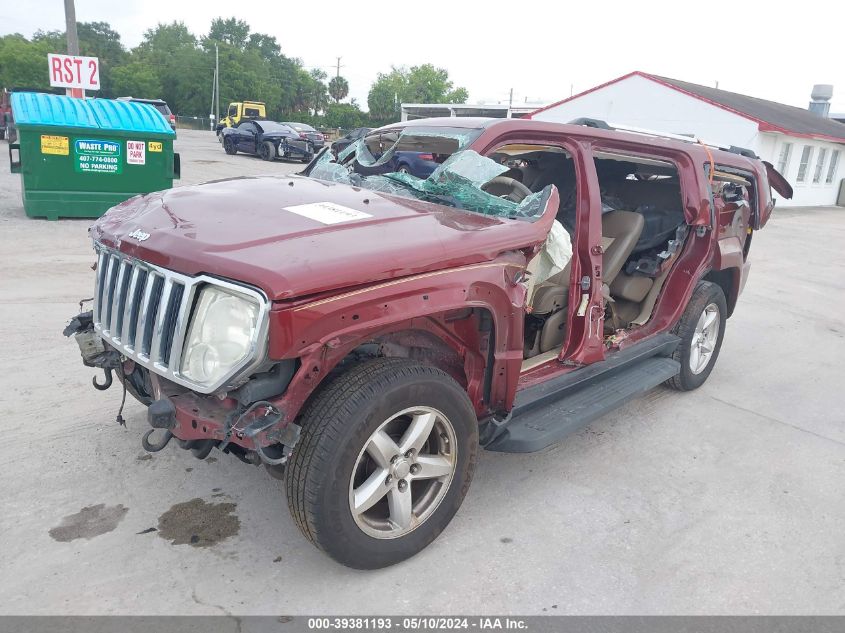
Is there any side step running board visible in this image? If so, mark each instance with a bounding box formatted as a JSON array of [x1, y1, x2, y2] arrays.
[[485, 355, 681, 453]]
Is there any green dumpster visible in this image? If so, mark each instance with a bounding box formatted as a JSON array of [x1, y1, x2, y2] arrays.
[[8, 92, 180, 220]]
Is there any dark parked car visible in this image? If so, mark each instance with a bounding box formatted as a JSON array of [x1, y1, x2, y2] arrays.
[[117, 97, 176, 130], [331, 127, 371, 155], [349, 127, 446, 178], [355, 150, 440, 179], [283, 121, 325, 150], [221, 120, 313, 162]]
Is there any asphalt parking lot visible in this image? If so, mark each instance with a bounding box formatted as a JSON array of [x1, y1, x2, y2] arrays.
[[0, 129, 843, 616]]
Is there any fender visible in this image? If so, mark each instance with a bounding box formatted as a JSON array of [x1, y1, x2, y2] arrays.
[[713, 233, 745, 272], [262, 251, 530, 437]]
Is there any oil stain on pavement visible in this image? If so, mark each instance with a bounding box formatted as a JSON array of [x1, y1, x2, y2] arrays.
[[157, 498, 240, 548], [49, 504, 129, 542]]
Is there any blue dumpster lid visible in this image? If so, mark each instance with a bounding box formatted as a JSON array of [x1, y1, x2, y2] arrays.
[[10, 92, 176, 136]]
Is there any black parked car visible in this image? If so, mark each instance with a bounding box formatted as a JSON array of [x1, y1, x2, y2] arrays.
[[331, 127, 372, 155], [221, 120, 314, 162], [283, 122, 325, 150], [117, 97, 176, 130]]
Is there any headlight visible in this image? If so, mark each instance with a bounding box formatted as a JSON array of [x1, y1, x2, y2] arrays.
[[180, 286, 260, 387]]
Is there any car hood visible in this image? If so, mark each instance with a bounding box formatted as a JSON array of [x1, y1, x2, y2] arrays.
[[90, 175, 555, 301]]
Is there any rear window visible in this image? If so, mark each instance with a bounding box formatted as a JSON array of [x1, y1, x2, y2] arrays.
[[154, 104, 171, 116], [259, 121, 293, 134], [244, 107, 261, 117]]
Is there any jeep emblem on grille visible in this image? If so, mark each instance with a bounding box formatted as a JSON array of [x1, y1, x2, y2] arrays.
[[128, 229, 150, 242]]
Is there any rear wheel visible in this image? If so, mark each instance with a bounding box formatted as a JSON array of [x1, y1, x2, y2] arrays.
[[666, 281, 727, 391], [223, 137, 237, 155], [397, 164, 411, 174], [285, 358, 478, 569], [260, 141, 276, 161]]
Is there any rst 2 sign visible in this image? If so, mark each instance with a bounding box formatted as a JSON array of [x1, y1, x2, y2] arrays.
[[48, 54, 100, 91]]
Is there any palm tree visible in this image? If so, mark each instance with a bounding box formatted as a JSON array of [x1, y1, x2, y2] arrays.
[[328, 76, 349, 103]]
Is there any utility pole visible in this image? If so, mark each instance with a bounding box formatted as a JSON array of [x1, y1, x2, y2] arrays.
[[215, 44, 220, 124], [336, 57, 342, 79], [63, 0, 83, 97], [209, 65, 216, 131], [508, 87, 513, 119]]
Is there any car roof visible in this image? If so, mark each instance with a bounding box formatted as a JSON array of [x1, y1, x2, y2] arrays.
[[118, 97, 167, 105], [382, 117, 761, 168], [256, 120, 291, 127]]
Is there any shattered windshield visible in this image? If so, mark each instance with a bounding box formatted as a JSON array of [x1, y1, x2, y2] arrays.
[[307, 126, 552, 220]]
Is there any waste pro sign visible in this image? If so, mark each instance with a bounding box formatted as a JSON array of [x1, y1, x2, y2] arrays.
[[74, 139, 122, 174], [48, 53, 100, 91]]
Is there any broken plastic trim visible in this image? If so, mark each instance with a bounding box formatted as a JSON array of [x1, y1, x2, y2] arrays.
[[310, 141, 553, 220]]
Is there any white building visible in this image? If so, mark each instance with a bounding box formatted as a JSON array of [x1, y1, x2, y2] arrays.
[[401, 102, 549, 121], [528, 72, 845, 207]]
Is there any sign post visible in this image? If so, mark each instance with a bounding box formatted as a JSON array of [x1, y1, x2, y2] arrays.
[[47, 53, 100, 98]]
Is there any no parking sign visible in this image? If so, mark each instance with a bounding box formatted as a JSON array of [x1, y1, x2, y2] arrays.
[[127, 140, 146, 165]]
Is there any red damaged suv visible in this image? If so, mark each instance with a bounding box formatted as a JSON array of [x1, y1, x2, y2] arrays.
[[66, 117, 792, 568]]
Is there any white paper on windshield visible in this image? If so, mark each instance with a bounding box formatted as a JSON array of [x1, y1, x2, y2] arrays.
[[283, 202, 373, 225]]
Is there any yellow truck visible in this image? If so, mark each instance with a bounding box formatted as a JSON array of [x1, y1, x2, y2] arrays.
[[215, 101, 266, 138]]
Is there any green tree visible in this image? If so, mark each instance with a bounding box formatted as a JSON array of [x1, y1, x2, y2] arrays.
[[310, 68, 329, 115], [367, 67, 403, 123], [77, 22, 127, 97], [448, 86, 469, 103], [0, 25, 128, 96], [133, 22, 208, 114], [323, 102, 365, 129], [2, 19, 335, 122], [246, 33, 280, 58], [137, 21, 196, 56], [328, 75, 349, 103], [0, 34, 54, 90], [367, 64, 467, 124], [111, 60, 162, 99], [207, 18, 250, 50], [403, 64, 462, 103], [31, 29, 66, 52]]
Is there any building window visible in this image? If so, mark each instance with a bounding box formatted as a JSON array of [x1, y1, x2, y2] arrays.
[[776, 142, 792, 174], [813, 148, 828, 183], [796, 145, 814, 182], [826, 150, 841, 184]]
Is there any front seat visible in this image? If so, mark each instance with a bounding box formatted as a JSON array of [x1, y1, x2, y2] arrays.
[[531, 210, 645, 353], [600, 210, 645, 286]]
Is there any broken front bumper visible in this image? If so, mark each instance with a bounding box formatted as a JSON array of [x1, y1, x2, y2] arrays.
[[64, 310, 300, 465]]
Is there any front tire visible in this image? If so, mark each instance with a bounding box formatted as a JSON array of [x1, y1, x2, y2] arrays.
[[285, 358, 478, 569], [223, 137, 237, 155], [260, 141, 276, 161], [666, 281, 727, 391]]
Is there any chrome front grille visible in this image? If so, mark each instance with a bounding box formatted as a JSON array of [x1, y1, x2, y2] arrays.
[[93, 247, 192, 375], [92, 244, 269, 394]]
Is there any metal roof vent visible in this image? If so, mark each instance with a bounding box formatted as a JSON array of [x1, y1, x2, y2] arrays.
[[809, 84, 833, 117]]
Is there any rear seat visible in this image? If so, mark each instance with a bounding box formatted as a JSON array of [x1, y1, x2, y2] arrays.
[[603, 180, 685, 252]]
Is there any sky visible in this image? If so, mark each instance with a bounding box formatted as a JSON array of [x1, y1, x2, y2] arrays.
[[5, 0, 845, 114]]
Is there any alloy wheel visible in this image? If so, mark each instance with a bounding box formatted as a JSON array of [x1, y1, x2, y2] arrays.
[[348, 406, 457, 539], [689, 302, 720, 374]]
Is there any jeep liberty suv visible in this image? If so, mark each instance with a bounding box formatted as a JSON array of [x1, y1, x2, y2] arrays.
[[66, 117, 792, 568]]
